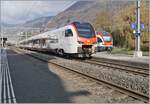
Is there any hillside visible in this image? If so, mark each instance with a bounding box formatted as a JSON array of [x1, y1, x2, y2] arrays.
[[92, 0, 149, 50], [1, 22, 20, 28], [46, 1, 131, 28], [23, 16, 53, 28]]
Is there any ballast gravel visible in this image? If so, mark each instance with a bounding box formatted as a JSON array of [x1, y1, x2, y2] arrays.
[[50, 58, 149, 95], [48, 63, 143, 103], [19, 49, 149, 96]]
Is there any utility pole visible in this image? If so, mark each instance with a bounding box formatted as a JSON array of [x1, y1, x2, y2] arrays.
[[134, 0, 142, 57], [2, 33, 3, 48], [0, 0, 1, 48], [26, 32, 27, 41]]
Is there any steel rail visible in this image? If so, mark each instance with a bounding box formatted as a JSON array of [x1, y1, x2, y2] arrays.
[[47, 61, 149, 102], [14, 48, 149, 103], [93, 57, 149, 70], [78, 59, 149, 77], [14, 47, 149, 77]]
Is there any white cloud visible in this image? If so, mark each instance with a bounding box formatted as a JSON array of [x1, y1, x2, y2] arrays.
[[1, 1, 75, 24]]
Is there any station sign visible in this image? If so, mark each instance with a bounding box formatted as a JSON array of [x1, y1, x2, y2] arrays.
[[140, 23, 144, 30], [130, 23, 144, 30], [131, 23, 137, 30]]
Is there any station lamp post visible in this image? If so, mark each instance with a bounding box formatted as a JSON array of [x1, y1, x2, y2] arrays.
[[134, 0, 142, 57]]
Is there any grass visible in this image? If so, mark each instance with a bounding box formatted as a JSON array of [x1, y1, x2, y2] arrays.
[[111, 47, 149, 56]]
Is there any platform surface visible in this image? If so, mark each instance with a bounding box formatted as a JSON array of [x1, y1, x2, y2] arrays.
[[0, 48, 94, 103], [93, 52, 149, 64]]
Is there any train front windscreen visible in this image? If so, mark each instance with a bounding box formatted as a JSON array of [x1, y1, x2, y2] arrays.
[[103, 36, 112, 42], [102, 31, 112, 42], [74, 23, 95, 38]]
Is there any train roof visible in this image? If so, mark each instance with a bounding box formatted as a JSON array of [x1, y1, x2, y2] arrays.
[[19, 25, 72, 43], [19, 21, 93, 43]]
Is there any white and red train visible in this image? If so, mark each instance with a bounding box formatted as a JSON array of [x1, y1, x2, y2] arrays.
[[19, 22, 97, 58], [96, 31, 113, 52]]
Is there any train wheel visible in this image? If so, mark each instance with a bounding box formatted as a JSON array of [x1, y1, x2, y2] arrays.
[[88, 54, 92, 59], [55, 49, 59, 55], [82, 54, 87, 59], [58, 49, 64, 56], [107, 48, 112, 54], [65, 54, 71, 59]]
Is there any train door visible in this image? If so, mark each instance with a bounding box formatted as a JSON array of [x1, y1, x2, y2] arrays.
[[97, 35, 104, 46], [97, 36, 104, 52], [63, 28, 76, 53]]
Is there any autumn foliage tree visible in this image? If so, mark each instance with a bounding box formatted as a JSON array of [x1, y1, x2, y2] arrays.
[[92, 0, 149, 51]]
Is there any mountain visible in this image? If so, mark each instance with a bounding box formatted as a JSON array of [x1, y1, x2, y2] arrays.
[[0, 22, 19, 28], [1, 16, 53, 43], [46, 1, 132, 29], [1, 16, 53, 34], [22, 16, 53, 28]]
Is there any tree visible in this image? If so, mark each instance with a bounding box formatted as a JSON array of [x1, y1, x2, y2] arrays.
[[92, 1, 149, 51]]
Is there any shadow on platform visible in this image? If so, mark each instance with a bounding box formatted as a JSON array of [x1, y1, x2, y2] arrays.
[[7, 49, 91, 103]]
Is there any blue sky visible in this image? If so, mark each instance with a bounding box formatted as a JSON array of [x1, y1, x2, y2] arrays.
[[1, 1, 76, 24]]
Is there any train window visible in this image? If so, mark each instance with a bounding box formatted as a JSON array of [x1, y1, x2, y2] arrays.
[[103, 36, 111, 42], [65, 29, 73, 37], [102, 31, 110, 36]]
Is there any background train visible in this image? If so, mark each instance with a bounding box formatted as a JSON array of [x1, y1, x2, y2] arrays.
[[96, 31, 113, 52], [19, 22, 97, 58]]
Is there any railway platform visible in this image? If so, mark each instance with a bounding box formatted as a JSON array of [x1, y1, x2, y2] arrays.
[[93, 52, 149, 64]]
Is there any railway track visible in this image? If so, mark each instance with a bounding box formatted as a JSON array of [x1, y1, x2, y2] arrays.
[[96, 57, 148, 73], [13, 48, 149, 103], [93, 57, 149, 70], [78, 58, 149, 77]]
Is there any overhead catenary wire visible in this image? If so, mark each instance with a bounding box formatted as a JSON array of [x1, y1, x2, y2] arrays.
[[17, 1, 38, 44]]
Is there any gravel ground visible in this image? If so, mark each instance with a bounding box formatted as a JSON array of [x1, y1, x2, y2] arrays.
[[50, 58, 149, 95], [48, 63, 144, 103], [15, 48, 149, 96]]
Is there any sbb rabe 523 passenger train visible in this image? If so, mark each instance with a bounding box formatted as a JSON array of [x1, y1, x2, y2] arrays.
[[96, 31, 113, 52], [19, 22, 97, 58]]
